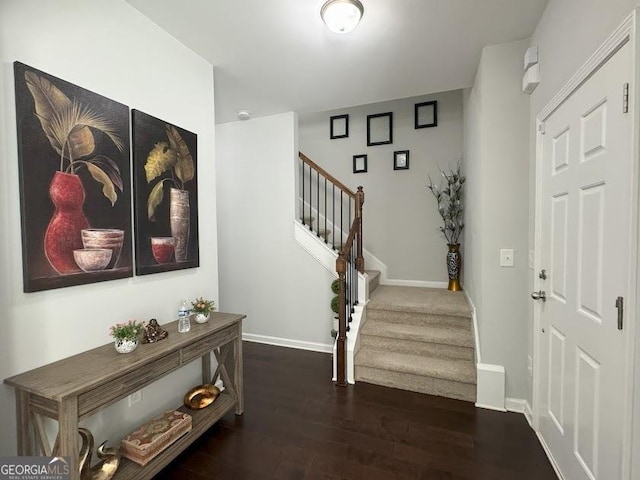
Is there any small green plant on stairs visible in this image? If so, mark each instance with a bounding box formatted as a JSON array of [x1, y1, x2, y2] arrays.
[[331, 279, 340, 338]]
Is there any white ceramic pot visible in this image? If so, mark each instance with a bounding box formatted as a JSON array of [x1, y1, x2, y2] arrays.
[[114, 337, 138, 354], [195, 313, 210, 324]]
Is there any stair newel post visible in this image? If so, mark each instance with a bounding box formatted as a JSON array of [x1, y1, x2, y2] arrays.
[[336, 256, 348, 387], [356, 187, 365, 273]]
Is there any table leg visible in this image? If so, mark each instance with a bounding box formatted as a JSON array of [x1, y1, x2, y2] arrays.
[[15, 390, 32, 455], [202, 352, 212, 384], [234, 322, 244, 415], [57, 397, 79, 480]]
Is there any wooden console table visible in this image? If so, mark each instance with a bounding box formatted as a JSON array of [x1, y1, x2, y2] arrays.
[[4, 312, 244, 480]]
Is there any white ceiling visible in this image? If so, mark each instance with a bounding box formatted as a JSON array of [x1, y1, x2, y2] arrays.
[[126, 0, 548, 124]]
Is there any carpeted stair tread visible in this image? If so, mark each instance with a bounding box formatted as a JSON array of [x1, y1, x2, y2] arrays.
[[360, 334, 474, 360], [368, 285, 471, 318], [366, 270, 381, 294], [356, 366, 476, 402], [361, 321, 473, 348], [355, 346, 476, 384]]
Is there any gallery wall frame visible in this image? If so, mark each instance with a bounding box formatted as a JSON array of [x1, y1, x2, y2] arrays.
[[132, 109, 200, 275], [393, 150, 410, 170], [330, 114, 349, 139], [13, 62, 133, 292], [367, 112, 393, 146], [415, 100, 438, 129], [353, 154, 368, 174]]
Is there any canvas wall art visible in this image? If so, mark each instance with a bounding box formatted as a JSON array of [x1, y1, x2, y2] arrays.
[[132, 110, 200, 275], [14, 62, 132, 292]]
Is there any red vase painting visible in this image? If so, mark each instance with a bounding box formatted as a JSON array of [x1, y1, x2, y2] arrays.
[[44, 172, 90, 274], [14, 62, 133, 292]]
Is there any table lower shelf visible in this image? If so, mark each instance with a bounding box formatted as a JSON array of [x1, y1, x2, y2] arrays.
[[113, 392, 237, 480]]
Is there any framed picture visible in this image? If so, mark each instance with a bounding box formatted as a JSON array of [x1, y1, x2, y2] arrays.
[[415, 101, 438, 129], [13, 62, 133, 292], [132, 110, 200, 275], [330, 114, 349, 139], [394, 150, 410, 170], [353, 154, 368, 174], [367, 112, 393, 146]]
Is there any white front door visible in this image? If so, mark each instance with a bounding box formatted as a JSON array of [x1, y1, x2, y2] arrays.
[[537, 40, 633, 480]]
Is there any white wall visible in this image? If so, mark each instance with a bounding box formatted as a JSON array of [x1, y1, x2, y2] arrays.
[[0, 0, 217, 454], [216, 113, 336, 350], [463, 39, 531, 400], [529, 1, 640, 475], [299, 92, 464, 283]]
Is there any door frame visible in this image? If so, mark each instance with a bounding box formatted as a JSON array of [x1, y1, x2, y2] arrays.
[[532, 10, 640, 480]]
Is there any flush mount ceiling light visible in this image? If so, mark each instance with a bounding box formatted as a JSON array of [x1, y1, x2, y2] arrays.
[[321, 0, 364, 34]]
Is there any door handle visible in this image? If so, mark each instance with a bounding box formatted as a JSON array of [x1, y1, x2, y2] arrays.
[[531, 290, 546, 302]]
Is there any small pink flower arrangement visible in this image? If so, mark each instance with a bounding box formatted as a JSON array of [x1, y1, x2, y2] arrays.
[[109, 320, 145, 341], [191, 297, 215, 315]]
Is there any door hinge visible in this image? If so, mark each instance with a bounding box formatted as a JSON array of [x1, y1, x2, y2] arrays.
[[616, 296, 624, 330], [623, 83, 629, 113], [539, 122, 546, 134]]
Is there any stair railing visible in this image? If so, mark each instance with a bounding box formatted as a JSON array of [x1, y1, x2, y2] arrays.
[[298, 152, 364, 386]]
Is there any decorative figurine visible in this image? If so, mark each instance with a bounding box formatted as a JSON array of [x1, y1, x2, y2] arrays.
[[78, 428, 120, 480], [142, 318, 169, 343]]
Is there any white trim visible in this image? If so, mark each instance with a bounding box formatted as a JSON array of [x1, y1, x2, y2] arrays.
[[464, 291, 481, 364], [294, 219, 339, 276], [383, 278, 448, 289], [536, 431, 566, 480], [475, 363, 506, 411], [243, 333, 333, 354], [538, 11, 635, 122], [534, 11, 639, 478], [524, 400, 533, 427]]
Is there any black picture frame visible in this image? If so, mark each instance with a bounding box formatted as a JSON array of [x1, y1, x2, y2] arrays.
[[393, 150, 410, 170], [415, 101, 438, 129], [13, 62, 133, 292], [330, 114, 349, 139], [353, 154, 368, 174], [132, 109, 200, 275], [367, 112, 393, 146]]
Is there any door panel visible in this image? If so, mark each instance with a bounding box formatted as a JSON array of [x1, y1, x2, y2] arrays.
[[538, 41, 632, 480]]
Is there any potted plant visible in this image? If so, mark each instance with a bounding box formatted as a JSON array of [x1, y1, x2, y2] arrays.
[[110, 320, 145, 353], [191, 297, 215, 324], [426, 163, 465, 291], [331, 279, 340, 337]]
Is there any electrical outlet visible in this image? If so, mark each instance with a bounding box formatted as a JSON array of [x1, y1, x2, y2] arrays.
[[128, 390, 142, 406], [500, 249, 514, 267], [528, 250, 535, 270]]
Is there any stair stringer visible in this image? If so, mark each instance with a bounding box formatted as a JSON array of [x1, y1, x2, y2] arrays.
[[294, 219, 369, 301]]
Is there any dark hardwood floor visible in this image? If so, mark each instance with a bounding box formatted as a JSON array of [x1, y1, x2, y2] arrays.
[[156, 341, 557, 479]]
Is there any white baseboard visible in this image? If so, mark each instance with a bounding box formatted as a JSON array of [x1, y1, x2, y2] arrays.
[[475, 363, 506, 411], [536, 430, 565, 480], [243, 333, 333, 354], [384, 279, 448, 289], [505, 397, 534, 425]]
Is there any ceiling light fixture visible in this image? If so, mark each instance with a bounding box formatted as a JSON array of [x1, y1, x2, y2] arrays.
[[321, 0, 364, 34]]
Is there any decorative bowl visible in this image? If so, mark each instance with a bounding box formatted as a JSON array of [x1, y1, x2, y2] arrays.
[[150, 237, 175, 264], [81, 229, 124, 269], [184, 384, 220, 410], [73, 248, 112, 272]]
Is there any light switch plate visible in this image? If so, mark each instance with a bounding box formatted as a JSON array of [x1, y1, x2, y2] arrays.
[[500, 249, 514, 267]]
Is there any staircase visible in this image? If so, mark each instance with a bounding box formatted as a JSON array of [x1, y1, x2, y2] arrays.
[[355, 285, 476, 402]]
